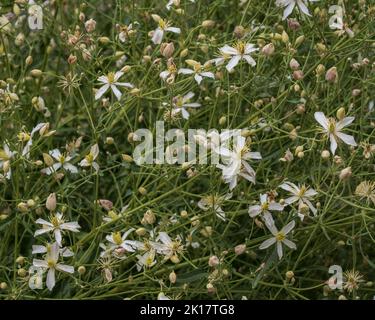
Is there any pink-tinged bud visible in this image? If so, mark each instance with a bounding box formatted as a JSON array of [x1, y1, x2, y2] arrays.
[[261, 43, 275, 56], [326, 67, 338, 83], [352, 89, 361, 97], [339, 167, 352, 180], [293, 70, 304, 80], [289, 58, 300, 70], [46, 193, 57, 211], [234, 244, 246, 255], [160, 42, 175, 58], [67, 54, 77, 65], [85, 18, 96, 33], [98, 199, 113, 211], [287, 19, 301, 31], [208, 255, 220, 267]]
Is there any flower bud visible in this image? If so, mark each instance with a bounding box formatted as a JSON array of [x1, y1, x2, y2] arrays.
[[138, 187, 147, 195], [208, 255, 220, 267], [289, 58, 300, 70], [160, 42, 175, 58], [30, 69, 43, 77], [234, 244, 246, 255], [339, 167, 352, 180], [293, 70, 304, 80], [261, 43, 275, 56], [169, 271, 177, 284], [85, 18, 96, 33], [321, 150, 330, 159], [122, 154, 133, 163], [78, 266, 86, 275], [201, 20, 215, 28], [336, 107, 345, 120], [326, 67, 338, 83], [233, 25, 245, 39], [46, 193, 57, 211]]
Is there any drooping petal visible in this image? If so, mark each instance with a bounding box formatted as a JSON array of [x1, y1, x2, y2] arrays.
[[194, 74, 203, 84], [276, 241, 283, 259], [63, 163, 78, 174], [259, 237, 276, 250], [314, 112, 329, 130], [243, 54, 257, 67], [283, 2, 296, 20], [329, 134, 338, 155], [248, 205, 262, 217], [95, 84, 110, 100], [336, 132, 357, 147], [46, 268, 56, 291], [56, 263, 74, 274], [281, 220, 295, 235], [165, 27, 181, 34], [226, 55, 241, 71], [111, 85, 122, 101], [151, 28, 164, 44], [283, 238, 297, 250]]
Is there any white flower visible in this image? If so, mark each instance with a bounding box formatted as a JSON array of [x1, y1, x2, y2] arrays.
[[280, 182, 318, 220], [171, 92, 201, 119], [259, 220, 297, 260], [136, 248, 157, 271], [160, 60, 178, 82], [151, 15, 181, 45], [32, 242, 74, 291], [101, 228, 137, 257], [178, 60, 215, 85], [32, 244, 74, 257], [198, 193, 232, 221], [0, 143, 16, 179], [314, 112, 357, 155], [216, 135, 262, 190], [248, 194, 283, 225], [22, 122, 52, 159], [79, 144, 99, 172], [34, 212, 81, 246], [153, 232, 184, 261], [41, 149, 78, 175], [118, 23, 134, 43], [276, 0, 318, 20], [219, 42, 258, 72], [95, 71, 134, 101]]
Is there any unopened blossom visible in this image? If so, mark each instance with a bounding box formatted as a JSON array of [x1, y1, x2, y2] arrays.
[[151, 15, 181, 45], [314, 112, 357, 155], [41, 149, 78, 175], [280, 181, 318, 220], [178, 60, 215, 85], [216, 135, 262, 190], [153, 232, 184, 262], [34, 212, 81, 246], [101, 228, 136, 257], [198, 193, 232, 221], [79, 144, 99, 171], [171, 92, 201, 119], [276, 0, 318, 20], [32, 242, 74, 291], [259, 220, 297, 260], [0, 143, 16, 179], [95, 71, 134, 101], [249, 194, 283, 225], [218, 41, 258, 71]]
